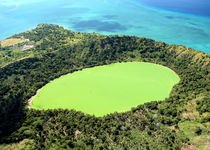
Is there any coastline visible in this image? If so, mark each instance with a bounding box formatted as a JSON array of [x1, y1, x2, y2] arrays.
[[0, 1, 210, 53]]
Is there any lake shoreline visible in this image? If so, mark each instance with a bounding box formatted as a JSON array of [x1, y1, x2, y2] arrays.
[[29, 61, 180, 116]]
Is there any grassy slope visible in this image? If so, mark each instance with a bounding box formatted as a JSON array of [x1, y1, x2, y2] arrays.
[[0, 38, 25, 47]]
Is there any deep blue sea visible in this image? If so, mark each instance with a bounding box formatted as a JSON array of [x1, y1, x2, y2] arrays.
[[0, 0, 210, 53]]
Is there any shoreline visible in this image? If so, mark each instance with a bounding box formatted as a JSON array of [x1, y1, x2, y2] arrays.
[[27, 61, 180, 112], [27, 89, 41, 108]]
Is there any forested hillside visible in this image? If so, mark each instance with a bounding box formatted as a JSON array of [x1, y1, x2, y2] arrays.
[[0, 24, 209, 149]]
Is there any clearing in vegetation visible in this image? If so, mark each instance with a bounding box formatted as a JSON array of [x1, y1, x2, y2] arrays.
[[0, 38, 27, 47]]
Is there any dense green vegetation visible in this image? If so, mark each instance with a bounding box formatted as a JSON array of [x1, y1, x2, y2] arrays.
[[0, 24, 209, 149]]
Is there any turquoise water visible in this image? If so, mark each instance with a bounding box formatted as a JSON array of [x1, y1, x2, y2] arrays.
[[0, 0, 210, 53], [139, 0, 210, 17]]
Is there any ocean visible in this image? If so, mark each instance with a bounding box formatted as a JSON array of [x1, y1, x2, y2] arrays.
[[0, 0, 210, 53]]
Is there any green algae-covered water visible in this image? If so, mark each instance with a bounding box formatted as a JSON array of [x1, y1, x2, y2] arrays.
[[31, 62, 180, 116]]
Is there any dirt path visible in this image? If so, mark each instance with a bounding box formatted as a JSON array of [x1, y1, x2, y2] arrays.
[[0, 56, 31, 68], [27, 89, 41, 108]]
